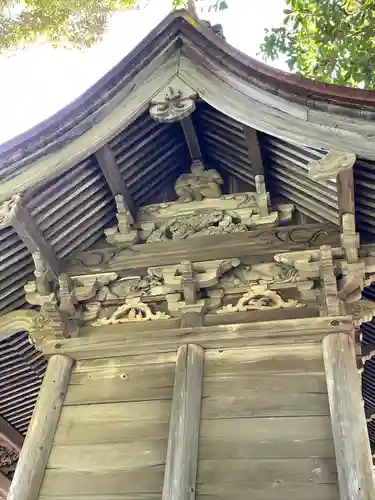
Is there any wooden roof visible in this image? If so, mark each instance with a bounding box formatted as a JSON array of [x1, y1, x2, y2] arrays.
[[2, 8, 375, 451]]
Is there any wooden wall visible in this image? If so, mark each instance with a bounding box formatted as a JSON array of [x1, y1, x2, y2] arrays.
[[39, 352, 176, 499], [37, 343, 340, 500], [198, 344, 339, 500]]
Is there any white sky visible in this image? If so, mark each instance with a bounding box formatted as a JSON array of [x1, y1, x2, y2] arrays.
[[0, 0, 286, 144]]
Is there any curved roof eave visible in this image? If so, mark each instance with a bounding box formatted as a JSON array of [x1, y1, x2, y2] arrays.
[[1, 9, 375, 202]]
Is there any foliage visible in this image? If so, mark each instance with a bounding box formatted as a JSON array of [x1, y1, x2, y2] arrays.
[[172, 0, 228, 13], [0, 0, 139, 50], [260, 0, 375, 89], [0, 0, 228, 52]]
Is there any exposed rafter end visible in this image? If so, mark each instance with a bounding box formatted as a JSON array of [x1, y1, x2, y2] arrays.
[[308, 151, 356, 182], [0, 195, 61, 275], [95, 144, 137, 220]]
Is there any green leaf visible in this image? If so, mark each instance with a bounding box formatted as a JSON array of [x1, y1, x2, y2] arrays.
[[259, 0, 375, 89]]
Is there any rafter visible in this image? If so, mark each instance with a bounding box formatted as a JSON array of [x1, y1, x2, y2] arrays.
[[0, 195, 61, 275], [243, 126, 265, 177], [180, 116, 202, 161], [95, 144, 137, 220]]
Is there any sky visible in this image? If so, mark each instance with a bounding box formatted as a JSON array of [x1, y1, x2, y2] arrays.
[[0, 0, 286, 144]]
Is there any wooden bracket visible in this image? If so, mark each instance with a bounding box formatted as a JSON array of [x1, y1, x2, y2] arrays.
[[0, 195, 61, 275], [95, 144, 137, 220]]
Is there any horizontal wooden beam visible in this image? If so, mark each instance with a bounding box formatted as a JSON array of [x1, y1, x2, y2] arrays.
[[0, 195, 61, 275], [323, 333, 375, 500], [95, 145, 136, 220], [163, 344, 204, 500], [42, 314, 353, 360], [8, 355, 73, 500], [64, 223, 341, 275]]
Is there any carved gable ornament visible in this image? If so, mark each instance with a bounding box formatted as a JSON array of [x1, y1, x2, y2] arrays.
[[149, 78, 197, 123]]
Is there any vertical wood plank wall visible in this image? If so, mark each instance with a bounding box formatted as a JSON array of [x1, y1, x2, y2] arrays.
[[39, 352, 177, 499], [36, 343, 340, 500], [198, 344, 339, 500]]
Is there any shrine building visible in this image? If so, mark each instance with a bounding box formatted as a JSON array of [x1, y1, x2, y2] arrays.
[[2, 9, 375, 500]]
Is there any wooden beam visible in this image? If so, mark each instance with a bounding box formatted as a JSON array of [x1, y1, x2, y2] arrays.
[[95, 145, 136, 220], [180, 117, 202, 161], [0, 472, 10, 499], [162, 344, 204, 500], [323, 333, 375, 500], [7, 355, 73, 500], [65, 223, 341, 275], [0, 416, 23, 452], [0, 195, 61, 274], [243, 126, 264, 176]]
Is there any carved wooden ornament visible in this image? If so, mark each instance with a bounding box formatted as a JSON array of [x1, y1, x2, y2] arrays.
[[150, 80, 197, 123], [217, 285, 305, 313], [308, 151, 356, 181], [0, 195, 21, 228]]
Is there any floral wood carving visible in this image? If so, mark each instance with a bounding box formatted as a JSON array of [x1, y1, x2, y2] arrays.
[[149, 85, 197, 123], [93, 299, 170, 325], [216, 285, 305, 313], [146, 209, 280, 242]]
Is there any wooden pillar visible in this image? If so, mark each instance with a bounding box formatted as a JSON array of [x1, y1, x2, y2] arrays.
[[7, 355, 73, 500], [323, 334, 375, 500], [162, 344, 204, 500]]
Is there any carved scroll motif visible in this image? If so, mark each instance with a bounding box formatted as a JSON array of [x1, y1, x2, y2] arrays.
[[308, 150, 356, 181], [217, 285, 305, 314], [93, 299, 170, 325], [149, 85, 197, 123], [218, 261, 298, 289]]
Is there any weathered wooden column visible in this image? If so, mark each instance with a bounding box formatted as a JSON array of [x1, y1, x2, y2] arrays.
[[8, 354, 73, 500], [162, 344, 204, 500], [323, 333, 375, 500]]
